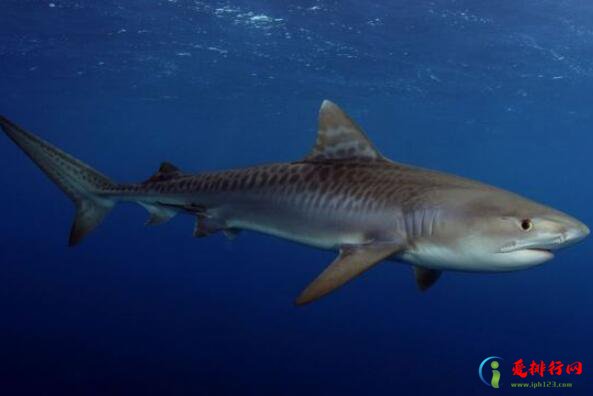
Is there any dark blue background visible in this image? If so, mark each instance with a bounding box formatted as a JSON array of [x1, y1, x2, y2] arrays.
[[0, 1, 591, 395]]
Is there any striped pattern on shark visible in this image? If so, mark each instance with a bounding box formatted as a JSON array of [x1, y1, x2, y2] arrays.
[[1, 101, 589, 305]]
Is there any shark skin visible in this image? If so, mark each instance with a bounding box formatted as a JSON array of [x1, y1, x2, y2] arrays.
[[0, 101, 589, 305]]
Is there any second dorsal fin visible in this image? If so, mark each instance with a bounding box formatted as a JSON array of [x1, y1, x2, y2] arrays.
[[304, 100, 384, 162], [144, 161, 183, 183], [158, 161, 179, 173]]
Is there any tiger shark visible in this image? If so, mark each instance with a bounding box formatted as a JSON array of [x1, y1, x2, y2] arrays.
[[0, 101, 589, 305]]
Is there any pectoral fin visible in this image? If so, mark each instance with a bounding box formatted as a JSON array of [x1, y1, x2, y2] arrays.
[[413, 266, 442, 291], [295, 242, 404, 305]]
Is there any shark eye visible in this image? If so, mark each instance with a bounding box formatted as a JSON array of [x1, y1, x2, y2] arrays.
[[521, 219, 533, 231]]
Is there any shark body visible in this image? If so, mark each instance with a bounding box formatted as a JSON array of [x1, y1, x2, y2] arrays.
[[1, 101, 589, 304]]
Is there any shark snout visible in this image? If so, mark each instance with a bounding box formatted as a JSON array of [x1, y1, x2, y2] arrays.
[[544, 215, 589, 250], [563, 219, 589, 246]]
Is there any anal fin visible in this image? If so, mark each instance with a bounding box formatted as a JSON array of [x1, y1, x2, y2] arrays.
[[139, 203, 177, 226], [413, 266, 442, 291]]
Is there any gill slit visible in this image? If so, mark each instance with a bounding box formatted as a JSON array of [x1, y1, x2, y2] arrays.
[[420, 210, 426, 238]]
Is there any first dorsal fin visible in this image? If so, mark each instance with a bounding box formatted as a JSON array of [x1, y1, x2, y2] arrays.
[[144, 161, 183, 183], [304, 100, 384, 162]]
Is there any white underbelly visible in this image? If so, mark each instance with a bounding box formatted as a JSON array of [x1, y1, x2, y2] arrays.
[[399, 242, 504, 272]]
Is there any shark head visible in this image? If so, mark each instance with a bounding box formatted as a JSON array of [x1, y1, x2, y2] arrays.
[[419, 187, 590, 272]]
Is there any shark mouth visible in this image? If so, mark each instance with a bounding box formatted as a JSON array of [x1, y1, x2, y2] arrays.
[[497, 244, 555, 263], [498, 241, 555, 255]]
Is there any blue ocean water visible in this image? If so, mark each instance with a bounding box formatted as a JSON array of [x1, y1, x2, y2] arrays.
[[1, 1, 592, 394]]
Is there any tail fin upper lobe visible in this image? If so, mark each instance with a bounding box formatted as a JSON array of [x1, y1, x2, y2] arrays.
[[0, 116, 116, 246]]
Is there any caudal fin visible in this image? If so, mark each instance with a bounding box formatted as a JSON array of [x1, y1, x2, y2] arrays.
[[0, 116, 116, 246]]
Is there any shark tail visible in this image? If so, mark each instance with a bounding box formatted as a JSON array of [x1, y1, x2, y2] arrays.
[[0, 116, 117, 246]]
